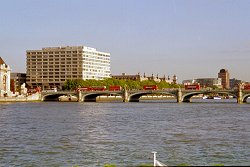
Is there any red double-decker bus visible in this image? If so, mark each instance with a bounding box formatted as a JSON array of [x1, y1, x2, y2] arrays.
[[244, 84, 250, 90], [184, 84, 201, 90], [143, 85, 158, 90], [76, 86, 106, 91], [90, 86, 106, 91], [109, 85, 122, 91]]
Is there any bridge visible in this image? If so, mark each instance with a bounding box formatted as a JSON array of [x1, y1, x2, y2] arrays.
[[41, 88, 250, 103]]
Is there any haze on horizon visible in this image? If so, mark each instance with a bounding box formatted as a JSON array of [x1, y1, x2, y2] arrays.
[[0, 0, 250, 82]]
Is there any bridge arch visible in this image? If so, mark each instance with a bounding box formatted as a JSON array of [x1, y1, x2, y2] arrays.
[[182, 91, 204, 102], [43, 93, 70, 101], [128, 91, 177, 102], [182, 91, 237, 102], [82, 92, 122, 102], [242, 94, 250, 103]]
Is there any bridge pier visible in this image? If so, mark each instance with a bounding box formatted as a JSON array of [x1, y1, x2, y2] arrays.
[[237, 87, 243, 104], [122, 88, 129, 102], [77, 91, 83, 102], [177, 88, 183, 103]]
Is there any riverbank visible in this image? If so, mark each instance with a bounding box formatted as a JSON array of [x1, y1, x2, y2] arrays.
[[0, 93, 41, 102]]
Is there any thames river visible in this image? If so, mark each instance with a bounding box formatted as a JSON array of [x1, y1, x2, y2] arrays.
[[0, 100, 249, 166]]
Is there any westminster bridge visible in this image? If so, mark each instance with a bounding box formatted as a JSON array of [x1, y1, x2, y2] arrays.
[[41, 88, 250, 104]]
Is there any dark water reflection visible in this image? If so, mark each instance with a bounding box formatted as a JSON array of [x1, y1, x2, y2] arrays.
[[0, 101, 249, 166]]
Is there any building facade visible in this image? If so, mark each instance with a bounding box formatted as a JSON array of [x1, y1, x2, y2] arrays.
[[112, 73, 148, 81], [10, 73, 26, 93], [0, 57, 11, 97], [112, 73, 175, 83], [26, 46, 111, 89], [218, 69, 230, 89], [182, 78, 222, 88], [196, 78, 222, 88]]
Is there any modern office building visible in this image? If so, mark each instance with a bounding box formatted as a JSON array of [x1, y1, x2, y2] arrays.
[[218, 69, 230, 89], [0, 57, 11, 96], [26, 46, 111, 89]]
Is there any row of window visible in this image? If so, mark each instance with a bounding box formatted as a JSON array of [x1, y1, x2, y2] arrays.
[[27, 51, 110, 57], [28, 51, 81, 55]]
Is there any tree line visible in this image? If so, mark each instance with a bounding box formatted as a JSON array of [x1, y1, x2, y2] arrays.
[[63, 78, 182, 90]]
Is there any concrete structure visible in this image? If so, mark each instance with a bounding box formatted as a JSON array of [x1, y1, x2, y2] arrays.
[[10, 72, 26, 94], [41, 87, 250, 104], [26, 46, 111, 90], [0, 57, 11, 97], [218, 69, 230, 89]]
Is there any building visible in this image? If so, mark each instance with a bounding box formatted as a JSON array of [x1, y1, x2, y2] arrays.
[[229, 78, 242, 89], [112, 73, 148, 81], [26, 46, 111, 89], [145, 73, 161, 82], [196, 78, 222, 88], [183, 78, 222, 88], [218, 69, 230, 89], [10, 72, 26, 93], [159, 75, 172, 84], [172, 74, 177, 84], [182, 79, 196, 85], [112, 73, 175, 83], [0, 57, 11, 97]]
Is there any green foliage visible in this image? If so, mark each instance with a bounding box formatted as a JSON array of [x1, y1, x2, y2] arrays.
[[63, 78, 180, 91], [212, 164, 224, 166], [103, 164, 117, 167], [136, 164, 153, 167]]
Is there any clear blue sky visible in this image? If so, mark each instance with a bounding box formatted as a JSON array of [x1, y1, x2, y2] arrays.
[[1, 0, 250, 82]]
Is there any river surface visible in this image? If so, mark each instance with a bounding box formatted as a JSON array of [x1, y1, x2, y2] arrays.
[[0, 99, 249, 166]]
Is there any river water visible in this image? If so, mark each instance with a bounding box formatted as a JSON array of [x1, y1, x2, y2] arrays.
[[0, 100, 249, 166]]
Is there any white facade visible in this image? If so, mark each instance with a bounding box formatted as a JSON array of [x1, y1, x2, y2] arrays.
[[0, 58, 11, 96], [82, 46, 111, 80], [26, 46, 111, 89]]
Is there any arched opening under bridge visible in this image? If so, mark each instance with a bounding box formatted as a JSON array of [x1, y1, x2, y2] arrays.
[[129, 92, 176, 102]]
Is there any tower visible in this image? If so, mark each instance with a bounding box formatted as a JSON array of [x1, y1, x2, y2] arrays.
[[218, 69, 230, 89], [173, 74, 177, 84]]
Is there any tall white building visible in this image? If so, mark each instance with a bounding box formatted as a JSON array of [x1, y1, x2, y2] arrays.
[[26, 46, 111, 89], [0, 57, 11, 97]]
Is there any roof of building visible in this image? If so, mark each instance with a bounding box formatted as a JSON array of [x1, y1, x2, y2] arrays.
[[219, 69, 228, 73], [0, 57, 6, 65]]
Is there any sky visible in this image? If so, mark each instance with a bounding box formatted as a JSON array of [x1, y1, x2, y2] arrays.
[[1, 0, 250, 82]]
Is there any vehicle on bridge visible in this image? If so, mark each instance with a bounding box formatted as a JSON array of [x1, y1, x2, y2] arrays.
[[143, 85, 158, 90], [244, 84, 250, 90], [76, 86, 107, 91], [109, 85, 122, 91], [184, 84, 201, 90], [42, 87, 57, 93]]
